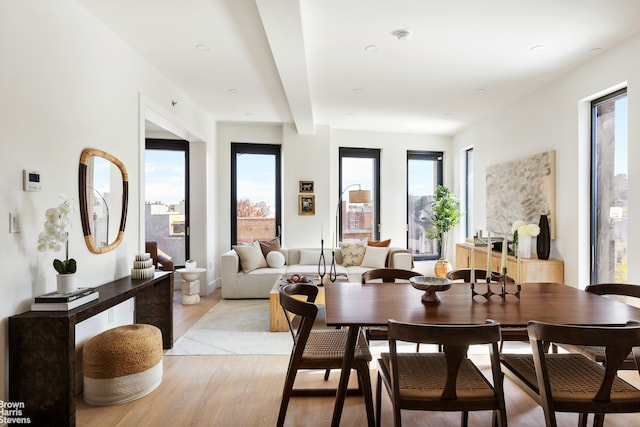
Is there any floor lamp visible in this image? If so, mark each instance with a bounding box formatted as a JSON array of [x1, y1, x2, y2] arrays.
[[329, 184, 372, 281]]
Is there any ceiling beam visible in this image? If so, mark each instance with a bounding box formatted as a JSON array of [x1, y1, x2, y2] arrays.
[[255, 0, 315, 134]]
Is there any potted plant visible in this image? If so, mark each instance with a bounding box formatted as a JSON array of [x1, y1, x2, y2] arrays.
[[425, 185, 462, 277], [37, 196, 78, 293]]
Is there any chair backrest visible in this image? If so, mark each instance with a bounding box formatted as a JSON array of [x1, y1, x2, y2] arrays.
[[279, 283, 318, 344], [361, 268, 422, 284], [386, 319, 502, 400], [527, 320, 640, 402], [447, 268, 515, 284], [585, 283, 640, 299]]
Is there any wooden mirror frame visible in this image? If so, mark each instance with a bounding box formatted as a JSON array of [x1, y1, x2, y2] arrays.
[[78, 148, 129, 254]]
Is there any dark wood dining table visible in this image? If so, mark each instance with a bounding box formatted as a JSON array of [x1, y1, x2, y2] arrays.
[[324, 281, 640, 427]]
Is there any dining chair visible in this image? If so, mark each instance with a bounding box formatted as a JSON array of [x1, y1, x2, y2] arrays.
[[376, 319, 507, 427], [361, 269, 423, 348], [447, 269, 523, 352], [277, 283, 374, 427], [555, 283, 640, 370], [500, 320, 640, 427]]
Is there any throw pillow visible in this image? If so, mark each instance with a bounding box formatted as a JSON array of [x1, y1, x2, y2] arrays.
[[360, 246, 390, 268], [258, 238, 281, 258], [266, 251, 285, 268], [340, 241, 366, 266], [298, 249, 332, 265], [232, 241, 267, 273], [367, 239, 391, 247]]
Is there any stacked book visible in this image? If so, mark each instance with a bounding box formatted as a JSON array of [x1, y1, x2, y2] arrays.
[[31, 287, 99, 311]]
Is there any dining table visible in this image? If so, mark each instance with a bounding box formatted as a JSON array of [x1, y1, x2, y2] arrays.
[[324, 280, 640, 427]]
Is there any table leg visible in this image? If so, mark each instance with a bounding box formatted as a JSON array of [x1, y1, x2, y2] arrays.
[[331, 325, 359, 427]]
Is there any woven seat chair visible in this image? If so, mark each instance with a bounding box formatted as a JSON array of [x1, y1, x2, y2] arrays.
[[556, 283, 640, 370], [501, 320, 640, 427], [361, 269, 423, 345], [277, 283, 374, 427], [447, 269, 524, 352], [376, 319, 507, 427]]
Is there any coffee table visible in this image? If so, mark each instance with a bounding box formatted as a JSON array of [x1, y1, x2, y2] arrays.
[[269, 276, 325, 332]]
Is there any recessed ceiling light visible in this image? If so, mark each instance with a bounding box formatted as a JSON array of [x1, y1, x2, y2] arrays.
[[195, 44, 210, 51], [228, 88, 239, 94], [365, 45, 378, 52], [530, 45, 545, 53], [476, 89, 486, 94], [590, 47, 603, 54], [353, 89, 362, 94], [392, 29, 412, 41]]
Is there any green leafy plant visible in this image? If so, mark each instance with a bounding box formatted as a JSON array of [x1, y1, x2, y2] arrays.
[[425, 185, 462, 260], [37, 197, 77, 274]]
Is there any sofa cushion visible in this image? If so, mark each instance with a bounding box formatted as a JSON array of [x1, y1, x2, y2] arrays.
[[367, 239, 391, 247], [266, 251, 285, 268], [258, 238, 281, 258], [232, 242, 267, 273], [361, 246, 390, 268], [299, 249, 332, 265], [340, 241, 366, 266]]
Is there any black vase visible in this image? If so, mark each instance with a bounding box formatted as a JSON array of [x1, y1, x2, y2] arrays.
[[537, 214, 551, 260]]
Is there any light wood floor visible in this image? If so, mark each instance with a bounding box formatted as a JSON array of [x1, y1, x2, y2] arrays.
[[76, 288, 640, 426]]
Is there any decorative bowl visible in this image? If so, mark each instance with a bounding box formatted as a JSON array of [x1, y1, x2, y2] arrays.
[[409, 276, 453, 303]]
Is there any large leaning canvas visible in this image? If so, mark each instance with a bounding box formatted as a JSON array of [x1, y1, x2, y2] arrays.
[[486, 150, 556, 239]]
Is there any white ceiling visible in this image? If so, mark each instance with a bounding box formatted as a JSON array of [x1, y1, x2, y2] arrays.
[[77, 0, 640, 136]]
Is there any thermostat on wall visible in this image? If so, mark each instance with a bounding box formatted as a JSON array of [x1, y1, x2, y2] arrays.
[[23, 170, 42, 192]]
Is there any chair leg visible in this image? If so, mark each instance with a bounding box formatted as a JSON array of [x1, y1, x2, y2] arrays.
[[356, 362, 375, 427], [324, 369, 331, 381], [375, 372, 382, 427], [593, 413, 605, 427], [578, 413, 588, 427], [277, 366, 299, 427], [461, 410, 469, 427]]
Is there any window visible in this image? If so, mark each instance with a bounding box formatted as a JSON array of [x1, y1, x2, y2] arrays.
[[591, 88, 627, 283], [338, 148, 380, 243], [231, 143, 281, 245], [465, 148, 474, 238], [145, 139, 189, 267], [406, 151, 443, 260]]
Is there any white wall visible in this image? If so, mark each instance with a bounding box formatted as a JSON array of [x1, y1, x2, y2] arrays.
[[0, 0, 217, 399], [216, 123, 452, 263], [453, 33, 640, 288]]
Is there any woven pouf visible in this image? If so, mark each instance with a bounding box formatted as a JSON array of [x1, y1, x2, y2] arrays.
[[83, 324, 163, 406]]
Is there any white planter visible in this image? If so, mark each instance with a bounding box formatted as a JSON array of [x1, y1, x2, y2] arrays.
[[518, 234, 532, 259], [57, 273, 77, 294]]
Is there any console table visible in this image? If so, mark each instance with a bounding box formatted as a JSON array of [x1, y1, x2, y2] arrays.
[[8, 271, 173, 426], [455, 243, 564, 283]]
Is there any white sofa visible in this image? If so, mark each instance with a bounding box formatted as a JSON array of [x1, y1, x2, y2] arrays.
[[221, 247, 414, 299]]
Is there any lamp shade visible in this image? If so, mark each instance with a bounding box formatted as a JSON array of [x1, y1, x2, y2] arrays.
[[348, 189, 371, 203]]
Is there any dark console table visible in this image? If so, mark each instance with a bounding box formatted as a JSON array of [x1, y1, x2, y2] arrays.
[[9, 271, 173, 426]]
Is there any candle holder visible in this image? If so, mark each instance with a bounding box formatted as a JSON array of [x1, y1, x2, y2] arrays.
[[318, 239, 326, 286], [329, 249, 337, 282], [471, 268, 521, 300]]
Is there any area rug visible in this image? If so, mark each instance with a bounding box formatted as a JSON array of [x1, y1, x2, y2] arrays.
[[165, 299, 293, 356]]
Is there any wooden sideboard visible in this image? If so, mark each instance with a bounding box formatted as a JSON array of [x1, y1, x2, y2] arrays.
[[8, 271, 173, 426], [455, 243, 564, 283]]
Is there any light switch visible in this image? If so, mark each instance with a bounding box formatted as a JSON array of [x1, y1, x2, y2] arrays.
[[9, 213, 21, 233]]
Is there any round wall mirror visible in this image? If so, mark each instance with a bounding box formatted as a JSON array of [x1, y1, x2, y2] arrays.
[[78, 148, 129, 254]]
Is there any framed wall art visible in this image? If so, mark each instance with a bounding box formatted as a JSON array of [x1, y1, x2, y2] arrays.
[[298, 194, 315, 216], [299, 180, 314, 193]]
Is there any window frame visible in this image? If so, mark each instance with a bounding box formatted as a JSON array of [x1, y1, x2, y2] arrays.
[[590, 87, 627, 283], [145, 138, 190, 266], [230, 142, 282, 246], [406, 150, 443, 261], [338, 147, 381, 242]]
